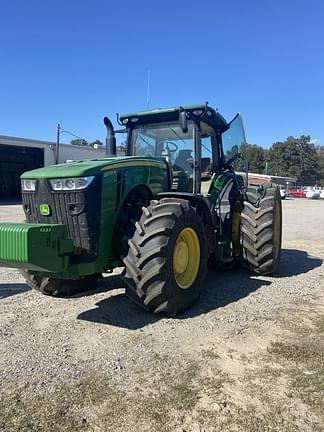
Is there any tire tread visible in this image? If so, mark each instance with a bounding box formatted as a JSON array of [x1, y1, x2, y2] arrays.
[[240, 187, 282, 275]]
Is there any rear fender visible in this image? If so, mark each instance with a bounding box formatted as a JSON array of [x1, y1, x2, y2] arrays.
[[158, 192, 216, 254]]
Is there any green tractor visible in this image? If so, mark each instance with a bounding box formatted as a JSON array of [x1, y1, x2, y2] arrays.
[[0, 104, 282, 315]]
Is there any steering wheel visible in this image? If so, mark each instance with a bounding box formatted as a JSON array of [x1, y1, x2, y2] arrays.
[[159, 140, 178, 153]]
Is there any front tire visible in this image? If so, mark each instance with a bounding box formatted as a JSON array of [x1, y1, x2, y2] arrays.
[[21, 270, 101, 296], [123, 198, 208, 315], [240, 186, 282, 275]]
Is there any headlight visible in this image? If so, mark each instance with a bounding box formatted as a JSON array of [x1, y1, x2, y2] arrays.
[[49, 176, 95, 191], [21, 179, 36, 191]]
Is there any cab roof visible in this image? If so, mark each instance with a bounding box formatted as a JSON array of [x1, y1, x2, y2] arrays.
[[119, 104, 229, 132]]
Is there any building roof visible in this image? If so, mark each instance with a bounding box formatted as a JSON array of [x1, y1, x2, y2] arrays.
[[0, 135, 102, 151]]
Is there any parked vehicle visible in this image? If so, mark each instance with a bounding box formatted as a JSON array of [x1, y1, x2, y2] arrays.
[[304, 187, 320, 199], [289, 187, 306, 198]]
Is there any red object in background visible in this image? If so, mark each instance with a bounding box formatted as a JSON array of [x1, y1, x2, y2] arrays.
[[289, 188, 306, 198]]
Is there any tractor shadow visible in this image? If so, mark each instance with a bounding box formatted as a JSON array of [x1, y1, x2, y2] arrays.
[[77, 272, 267, 330], [77, 248, 322, 330], [276, 249, 322, 277], [0, 282, 31, 299]]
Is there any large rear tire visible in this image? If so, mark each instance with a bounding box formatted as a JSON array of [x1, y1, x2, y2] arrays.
[[123, 198, 208, 315], [21, 270, 101, 296], [240, 186, 282, 275]]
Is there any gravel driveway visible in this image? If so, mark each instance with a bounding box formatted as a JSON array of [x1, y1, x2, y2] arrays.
[[0, 198, 323, 432]]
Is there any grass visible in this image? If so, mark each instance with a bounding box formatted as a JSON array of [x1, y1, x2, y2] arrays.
[[267, 337, 324, 419], [0, 377, 112, 432], [0, 361, 201, 432], [202, 348, 220, 360], [315, 315, 324, 332], [169, 382, 198, 411], [268, 340, 323, 363], [263, 310, 324, 429], [197, 404, 302, 432]]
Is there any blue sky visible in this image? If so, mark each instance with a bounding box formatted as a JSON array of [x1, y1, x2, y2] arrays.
[[1, 0, 323, 148]]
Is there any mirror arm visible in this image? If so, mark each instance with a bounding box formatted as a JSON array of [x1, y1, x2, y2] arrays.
[[224, 152, 243, 169]]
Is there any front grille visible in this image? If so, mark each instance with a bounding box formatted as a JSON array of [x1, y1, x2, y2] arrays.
[[22, 176, 102, 262]]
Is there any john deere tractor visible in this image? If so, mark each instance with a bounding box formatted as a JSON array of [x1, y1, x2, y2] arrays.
[[0, 104, 282, 315]]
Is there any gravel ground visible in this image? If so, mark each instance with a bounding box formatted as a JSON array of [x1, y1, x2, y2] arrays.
[[0, 197, 324, 431]]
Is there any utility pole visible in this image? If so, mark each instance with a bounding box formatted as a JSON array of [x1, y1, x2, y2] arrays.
[[55, 124, 87, 161], [56, 123, 60, 164]]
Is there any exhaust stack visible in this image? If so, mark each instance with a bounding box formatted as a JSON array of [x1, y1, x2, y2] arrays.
[[103, 116, 116, 156]]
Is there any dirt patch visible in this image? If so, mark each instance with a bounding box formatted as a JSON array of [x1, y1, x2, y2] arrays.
[[1, 304, 324, 432]]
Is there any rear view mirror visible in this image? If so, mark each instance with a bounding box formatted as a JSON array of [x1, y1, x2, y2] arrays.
[[179, 111, 188, 133]]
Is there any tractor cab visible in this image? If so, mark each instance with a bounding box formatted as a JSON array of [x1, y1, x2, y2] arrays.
[[119, 104, 247, 196]]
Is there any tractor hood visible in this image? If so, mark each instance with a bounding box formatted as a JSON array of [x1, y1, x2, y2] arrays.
[[21, 156, 167, 179]]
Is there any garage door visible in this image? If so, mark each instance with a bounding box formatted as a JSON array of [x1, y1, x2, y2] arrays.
[[0, 144, 44, 196]]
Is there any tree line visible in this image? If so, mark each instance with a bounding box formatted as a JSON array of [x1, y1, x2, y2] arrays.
[[70, 139, 103, 148], [243, 135, 324, 186]]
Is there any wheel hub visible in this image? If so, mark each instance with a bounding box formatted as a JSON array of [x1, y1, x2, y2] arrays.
[[173, 227, 200, 289], [173, 240, 189, 274]]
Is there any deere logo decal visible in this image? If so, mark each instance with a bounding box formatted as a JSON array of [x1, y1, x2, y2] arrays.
[[40, 203, 51, 216]]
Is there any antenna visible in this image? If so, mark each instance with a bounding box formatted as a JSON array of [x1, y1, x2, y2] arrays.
[[146, 69, 150, 108]]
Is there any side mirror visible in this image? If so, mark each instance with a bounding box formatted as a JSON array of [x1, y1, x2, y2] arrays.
[[179, 111, 188, 133]]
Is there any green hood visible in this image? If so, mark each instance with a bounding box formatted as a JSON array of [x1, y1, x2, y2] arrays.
[[21, 156, 166, 179]]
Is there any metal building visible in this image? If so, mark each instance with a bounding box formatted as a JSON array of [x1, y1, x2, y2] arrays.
[[0, 135, 105, 196]]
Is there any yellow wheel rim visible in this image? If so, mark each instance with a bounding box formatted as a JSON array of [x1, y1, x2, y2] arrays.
[[231, 200, 242, 258], [173, 227, 200, 289]]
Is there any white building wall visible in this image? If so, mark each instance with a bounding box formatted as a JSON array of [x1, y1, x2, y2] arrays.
[[59, 143, 105, 163]]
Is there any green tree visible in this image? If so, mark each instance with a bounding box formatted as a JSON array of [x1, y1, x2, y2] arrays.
[[230, 143, 268, 174], [317, 145, 324, 186], [245, 144, 267, 173], [268, 135, 319, 185], [70, 139, 88, 146]]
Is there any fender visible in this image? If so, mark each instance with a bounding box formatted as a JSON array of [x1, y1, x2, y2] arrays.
[[158, 191, 216, 254]]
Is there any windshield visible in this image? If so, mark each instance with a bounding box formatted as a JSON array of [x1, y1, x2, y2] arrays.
[[131, 121, 194, 170]]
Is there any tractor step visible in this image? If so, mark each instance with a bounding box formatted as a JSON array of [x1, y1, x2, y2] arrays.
[[0, 223, 73, 272]]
